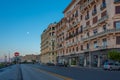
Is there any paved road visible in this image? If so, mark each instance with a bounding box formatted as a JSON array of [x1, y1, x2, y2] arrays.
[[21, 64, 63, 80], [28, 64, 120, 80], [0, 65, 19, 80], [0, 64, 64, 80], [0, 64, 120, 80]]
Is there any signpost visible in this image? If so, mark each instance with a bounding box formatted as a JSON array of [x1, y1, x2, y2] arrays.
[[14, 52, 19, 57], [14, 52, 20, 64]]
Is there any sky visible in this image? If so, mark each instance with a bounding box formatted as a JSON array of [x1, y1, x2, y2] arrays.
[[0, 0, 71, 61]]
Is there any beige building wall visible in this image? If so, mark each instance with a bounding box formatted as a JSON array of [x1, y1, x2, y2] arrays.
[[40, 23, 57, 64], [56, 0, 120, 67], [21, 54, 40, 62]]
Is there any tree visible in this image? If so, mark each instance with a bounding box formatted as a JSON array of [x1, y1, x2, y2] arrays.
[[108, 50, 120, 62]]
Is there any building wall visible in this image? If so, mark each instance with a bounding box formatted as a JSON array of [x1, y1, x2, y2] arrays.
[[40, 23, 57, 64], [56, 0, 120, 67]]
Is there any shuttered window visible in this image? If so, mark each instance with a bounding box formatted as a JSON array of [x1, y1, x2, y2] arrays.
[[93, 16, 98, 24], [115, 6, 120, 14], [101, 11, 107, 17], [86, 21, 90, 25], [116, 36, 120, 44]]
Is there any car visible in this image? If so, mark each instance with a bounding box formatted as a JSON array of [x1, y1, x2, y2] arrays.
[[56, 63, 65, 67], [103, 62, 120, 71], [46, 63, 55, 66]]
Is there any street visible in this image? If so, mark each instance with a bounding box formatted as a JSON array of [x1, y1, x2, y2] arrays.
[[0, 64, 120, 80]]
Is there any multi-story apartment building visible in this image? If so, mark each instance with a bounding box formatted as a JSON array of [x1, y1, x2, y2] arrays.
[[56, 0, 120, 67], [40, 23, 57, 64], [56, 18, 67, 64]]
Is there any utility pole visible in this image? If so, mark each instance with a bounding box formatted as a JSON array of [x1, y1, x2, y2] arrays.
[[4, 55, 7, 63], [8, 51, 10, 63]]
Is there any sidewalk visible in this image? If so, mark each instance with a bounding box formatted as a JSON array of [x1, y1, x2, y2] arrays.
[[69, 65, 103, 70]]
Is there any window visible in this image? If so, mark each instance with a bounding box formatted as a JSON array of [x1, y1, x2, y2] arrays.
[[102, 38, 107, 46], [69, 48, 71, 53], [93, 29, 98, 35], [86, 21, 90, 25], [93, 16, 98, 24], [75, 10, 78, 17], [92, 5, 97, 15], [100, 0, 106, 10], [87, 32, 89, 37], [81, 15, 83, 20], [101, 11, 107, 17], [66, 49, 68, 53], [94, 41, 98, 48], [115, 6, 120, 14], [87, 43, 89, 49], [81, 45, 83, 50], [76, 47, 78, 52], [52, 27, 55, 30], [116, 36, 120, 44], [73, 48, 74, 52], [85, 11, 89, 20], [103, 25, 107, 31], [114, 0, 120, 3], [80, 25, 83, 32], [114, 21, 120, 29]]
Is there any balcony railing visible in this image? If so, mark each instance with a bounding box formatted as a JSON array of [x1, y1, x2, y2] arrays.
[[114, 0, 120, 3], [82, 28, 120, 41], [80, 0, 94, 11], [67, 40, 79, 47], [83, 25, 91, 31], [92, 10, 97, 16], [100, 3, 106, 10], [84, 49, 90, 52], [97, 15, 108, 24]]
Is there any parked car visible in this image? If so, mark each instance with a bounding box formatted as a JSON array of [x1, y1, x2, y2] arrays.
[[103, 62, 120, 71], [56, 63, 68, 67], [46, 63, 55, 66], [56, 63, 64, 67]]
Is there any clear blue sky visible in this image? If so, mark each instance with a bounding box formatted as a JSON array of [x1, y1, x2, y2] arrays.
[[0, 0, 71, 61]]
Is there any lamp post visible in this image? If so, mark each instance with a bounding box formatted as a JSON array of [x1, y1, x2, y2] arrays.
[[89, 49, 91, 68]]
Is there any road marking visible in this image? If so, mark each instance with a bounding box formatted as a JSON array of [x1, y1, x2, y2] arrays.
[[34, 68, 73, 80]]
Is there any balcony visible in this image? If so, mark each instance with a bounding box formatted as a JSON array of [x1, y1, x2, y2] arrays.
[[80, 0, 95, 11], [97, 15, 108, 24], [114, 0, 120, 3], [67, 41, 79, 47], [72, 21, 80, 27], [66, 34, 74, 40], [83, 25, 91, 31], [82, 28, 120, 41], [68, 21, 80, 31], [84, 49, 90, 53], [85, 15, 89, 20], [92, 10, 97, 16], [100, 3, 106, 10]]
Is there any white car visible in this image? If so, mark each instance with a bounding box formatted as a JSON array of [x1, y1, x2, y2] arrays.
[[103, 62, 120, 71]]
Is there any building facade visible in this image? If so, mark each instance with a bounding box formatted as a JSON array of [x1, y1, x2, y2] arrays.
[[20, 54, 40, 63], [56, 0, 120, 67], [40, 23, 57, 64]]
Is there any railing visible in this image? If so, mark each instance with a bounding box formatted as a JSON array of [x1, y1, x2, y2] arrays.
[[114, 0, 120, 3], [97, 15, 108, 24], [80, 0, 94, 11], [67, 40, 79, 47], [82, 28, 120, 41], [84, 49, 90, 52], [83, 25, 91, 31]]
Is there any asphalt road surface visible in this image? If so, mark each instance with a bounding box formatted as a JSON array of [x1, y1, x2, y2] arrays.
[[28, 64, 120, 80], [0, 64, 120, 80], [0, 64, 64, 80]]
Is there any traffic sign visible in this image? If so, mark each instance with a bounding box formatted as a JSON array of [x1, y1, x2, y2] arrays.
[[14, 52, 20, 57]]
